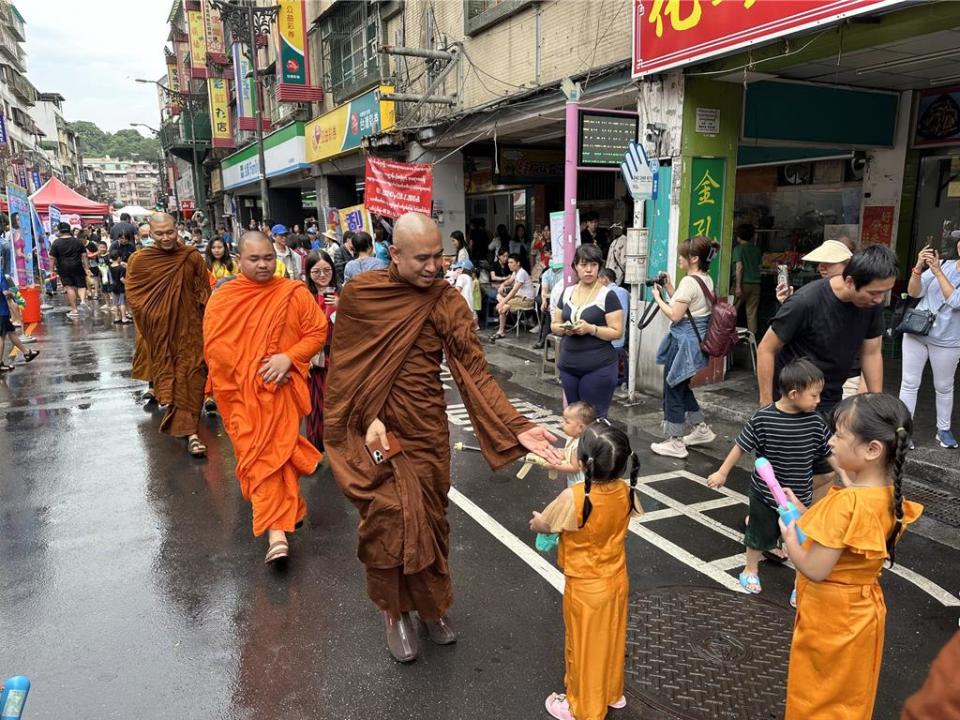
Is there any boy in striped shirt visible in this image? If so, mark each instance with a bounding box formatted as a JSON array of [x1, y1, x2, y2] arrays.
[[707, 358, 848, 601]]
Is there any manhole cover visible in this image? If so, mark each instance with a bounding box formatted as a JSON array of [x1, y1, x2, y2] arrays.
[[626, 587, 792, 720], [904, 480, 960, 528]]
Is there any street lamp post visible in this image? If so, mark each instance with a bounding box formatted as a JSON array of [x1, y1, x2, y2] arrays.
[[135, 79, 207, 231], [212, 0, 279, 224]]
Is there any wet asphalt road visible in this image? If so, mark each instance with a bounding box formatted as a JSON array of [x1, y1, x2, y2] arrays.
[[1, 305, 957, 719]]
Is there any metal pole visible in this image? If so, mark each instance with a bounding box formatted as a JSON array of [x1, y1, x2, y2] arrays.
[[627, 225, 648, 402], [168, 152, 182, 221], [562, 96, 579, 287], [248, 5, 271, 223]]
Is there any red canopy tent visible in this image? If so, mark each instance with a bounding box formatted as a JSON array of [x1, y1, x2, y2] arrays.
[[29, 177, 110, 222]]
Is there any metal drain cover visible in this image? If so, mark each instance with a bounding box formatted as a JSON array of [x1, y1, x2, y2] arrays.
[[626, 587, 792, 720], [904, 480, 960, 528]]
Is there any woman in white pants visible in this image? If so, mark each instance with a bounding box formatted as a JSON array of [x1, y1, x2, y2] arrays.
[[899, 241, 960, 449]]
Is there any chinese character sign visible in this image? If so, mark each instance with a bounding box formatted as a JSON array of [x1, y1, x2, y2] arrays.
[[338, 205, 371, 235], [207, 77, 234, 148], [275, 0, 321, 102], [187, 9, 208, 78], [633, 0, 907, 77], [861, 205, 895, 247], [687, 157, 725, 283], [201, 0, 227, 63], [174, 38, 192, 93]]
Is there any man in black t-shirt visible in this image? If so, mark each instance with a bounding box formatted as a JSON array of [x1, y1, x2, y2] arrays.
[[49, 222, 91, 318], [109, 213, 138, 242], [758, 246, 896, 493]]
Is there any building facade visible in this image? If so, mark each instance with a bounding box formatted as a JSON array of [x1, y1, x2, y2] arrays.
[[30, 92, 83, 187], [84, 157, 162, 209]]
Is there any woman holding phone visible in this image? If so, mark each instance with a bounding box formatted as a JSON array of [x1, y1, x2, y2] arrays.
[[304, 251, 340, 451]]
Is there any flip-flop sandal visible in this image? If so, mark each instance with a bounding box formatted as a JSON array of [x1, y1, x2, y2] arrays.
[[142, 391, 157, 403], [187, 437, 207, 457], [0, 363, 14, 372], [609, 696, 627, 709], [23, 350, 39, 363], [738, 572, 762, 594], [789, 588, 797, 608], [265, 541, 289, 565], [203, 399, 218, 415]]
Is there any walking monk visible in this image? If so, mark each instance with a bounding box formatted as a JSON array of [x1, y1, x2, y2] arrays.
[[325, 212, 562, 663], [126, 213, 210, 457], [204, 231, 328, 564]]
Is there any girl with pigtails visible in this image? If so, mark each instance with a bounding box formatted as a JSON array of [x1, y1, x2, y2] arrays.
[[530, 421, 643, 720], [779, 393, 924, 720]]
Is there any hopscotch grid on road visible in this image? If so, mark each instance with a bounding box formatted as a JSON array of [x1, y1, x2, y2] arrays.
[[446, 392, 960, 607]]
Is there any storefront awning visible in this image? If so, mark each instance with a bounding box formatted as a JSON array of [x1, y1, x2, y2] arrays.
[[737, 146, 855, 168]]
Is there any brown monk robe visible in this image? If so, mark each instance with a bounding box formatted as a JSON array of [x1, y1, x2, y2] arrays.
[[325, 212, 561, 663], [126, 213, 211, 456], [204, 232, 327, 564], [901, 630, 960, 719]]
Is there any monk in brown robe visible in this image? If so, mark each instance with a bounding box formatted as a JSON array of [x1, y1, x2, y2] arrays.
[[204, 232, 327, 564], [325, 212, 562, 663], [126, 213, 211, 457]]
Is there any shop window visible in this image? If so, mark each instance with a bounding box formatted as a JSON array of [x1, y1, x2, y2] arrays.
[[321, 2, 380, 102], [465, 0, 536, 36]]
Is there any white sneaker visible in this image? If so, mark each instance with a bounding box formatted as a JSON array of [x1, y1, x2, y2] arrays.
[[683, 423, 716, 447], [21, 335, 37, 344], [651, 437, 689, 458]]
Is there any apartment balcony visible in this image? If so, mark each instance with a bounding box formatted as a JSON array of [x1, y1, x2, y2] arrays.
[[0, 24, 25, 71], [159, 115, 212, 162], [3, 2, 26, 42], [11, 71, 36, 105]]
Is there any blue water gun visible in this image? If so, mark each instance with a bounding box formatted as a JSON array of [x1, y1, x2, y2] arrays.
[[0, 676, 30, 719], [755, 458, 807, 544]]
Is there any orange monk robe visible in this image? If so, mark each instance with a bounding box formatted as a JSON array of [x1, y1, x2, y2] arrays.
[[126, 244, 211, 437], [203, 275, 327, 536], [787, 486, 922, 720], [324, 266, 535, 620]]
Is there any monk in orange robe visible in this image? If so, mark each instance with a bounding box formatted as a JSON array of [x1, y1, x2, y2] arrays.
[[126, 213, 211, 457], [204, 231, 327, 564], [324, 212, 561, 663]]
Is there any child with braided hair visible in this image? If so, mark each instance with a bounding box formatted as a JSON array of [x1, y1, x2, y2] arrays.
[[530, 421, 643, 720], [779, 393, 923, 720]]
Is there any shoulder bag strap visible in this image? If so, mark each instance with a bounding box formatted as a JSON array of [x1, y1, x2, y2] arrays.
[[688, 274, 717, 306]]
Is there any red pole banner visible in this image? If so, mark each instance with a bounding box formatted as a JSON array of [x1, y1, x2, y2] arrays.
[[363, 157, 433, 219]]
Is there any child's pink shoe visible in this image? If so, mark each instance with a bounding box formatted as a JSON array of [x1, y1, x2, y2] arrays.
[[545, 692, 576, 720], [609, 695, 627, 709]]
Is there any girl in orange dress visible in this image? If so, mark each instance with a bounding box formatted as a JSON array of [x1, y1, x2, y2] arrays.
[[530, 422, 643, 720], [779, 393, 923, 720]]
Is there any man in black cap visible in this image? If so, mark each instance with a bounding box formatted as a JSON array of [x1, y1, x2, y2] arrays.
[[49, 222, 90, 319]]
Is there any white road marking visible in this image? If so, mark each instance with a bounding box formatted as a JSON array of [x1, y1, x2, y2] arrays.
[[448, 487, 566, 594]]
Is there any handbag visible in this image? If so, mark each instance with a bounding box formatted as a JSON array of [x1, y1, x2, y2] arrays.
[[684, 275, 739, 357], [895, 263, 960, 337]]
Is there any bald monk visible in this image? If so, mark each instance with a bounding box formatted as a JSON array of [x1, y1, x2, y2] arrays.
[[126, 213, 211, 456], [204, 232, 327, 564], [325, 212, 562, 663]]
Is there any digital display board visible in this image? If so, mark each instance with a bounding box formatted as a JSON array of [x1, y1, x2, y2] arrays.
[[579, 112, 639, 167]]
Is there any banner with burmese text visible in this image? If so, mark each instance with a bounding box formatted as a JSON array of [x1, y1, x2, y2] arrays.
[[275, 0, 322, 102], [207, 77, 234, 148], [201, 0, 228, 66], [187, 7, 207, 78]]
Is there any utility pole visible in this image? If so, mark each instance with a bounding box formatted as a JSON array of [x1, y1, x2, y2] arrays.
[[213, 0, 279, 224]]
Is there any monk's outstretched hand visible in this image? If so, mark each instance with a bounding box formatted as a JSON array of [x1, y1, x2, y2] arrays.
[[518, 426, 564, 465], [259, 353, 293, 384]]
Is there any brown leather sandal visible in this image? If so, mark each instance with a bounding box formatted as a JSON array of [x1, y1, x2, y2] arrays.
[[187, 436, 207, 457]]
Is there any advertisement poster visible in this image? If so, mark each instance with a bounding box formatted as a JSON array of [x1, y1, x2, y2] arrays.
[[48, 204, 61, 233], [914, 85, 960, 147], [7, 184, 34, 286], [275, 0, 321, 102], [201, 0, 228, 64], [232, 42, 256, 131], [305, 86, 395, 163], [549, 209, 581, 287], [861, 206, 895, 246], [31, 202, 49, 274], [323, 206, 342, 241], [364, 157, 433, 219]]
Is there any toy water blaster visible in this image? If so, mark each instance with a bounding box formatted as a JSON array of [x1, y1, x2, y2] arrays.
[[452, 442, 554, 480], [0, 676, 30, 719], [755, 458, 807, 544]]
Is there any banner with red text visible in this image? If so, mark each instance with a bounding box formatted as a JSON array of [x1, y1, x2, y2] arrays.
[[187, 8, 208, 78], [364, 157, 433, 219], [202, 0, 228, 66], [632, 0, 906, 77], [275, 0, 322, 102]]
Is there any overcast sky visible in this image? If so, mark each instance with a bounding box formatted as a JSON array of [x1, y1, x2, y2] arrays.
[[19, 0, 171, 136]]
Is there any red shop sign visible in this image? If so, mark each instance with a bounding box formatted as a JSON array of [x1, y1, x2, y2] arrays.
[[364, 156, 433, 219], [632, 0, 906, 78]]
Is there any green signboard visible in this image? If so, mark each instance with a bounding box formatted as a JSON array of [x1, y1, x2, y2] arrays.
[[687, 157, 725, 285]]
